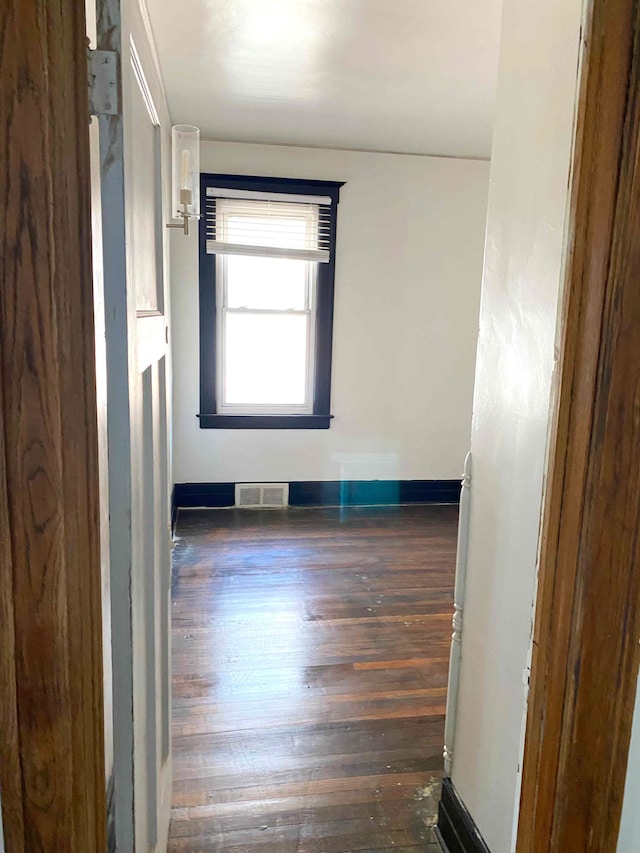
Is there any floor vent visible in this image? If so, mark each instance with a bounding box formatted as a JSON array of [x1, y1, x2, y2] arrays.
[[235, 483, 289, 508]]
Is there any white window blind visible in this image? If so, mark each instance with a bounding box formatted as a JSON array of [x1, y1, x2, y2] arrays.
[[205, 187, 333, 263]]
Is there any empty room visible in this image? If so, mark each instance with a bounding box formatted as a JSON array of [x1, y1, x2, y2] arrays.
[[7, 0, 640, 852], [160, 1, 495, 849]]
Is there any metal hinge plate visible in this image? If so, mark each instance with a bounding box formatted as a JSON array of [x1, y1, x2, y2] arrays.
[[88, 49, 119, 116]]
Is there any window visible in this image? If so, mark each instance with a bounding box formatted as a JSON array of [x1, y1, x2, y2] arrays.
[[198, 174, 343, 429]]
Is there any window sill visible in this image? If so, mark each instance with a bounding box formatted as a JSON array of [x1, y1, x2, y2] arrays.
[[197, 414, 333, 429]]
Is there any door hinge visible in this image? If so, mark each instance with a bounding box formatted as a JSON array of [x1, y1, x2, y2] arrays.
[[88, 49, 119, 116]]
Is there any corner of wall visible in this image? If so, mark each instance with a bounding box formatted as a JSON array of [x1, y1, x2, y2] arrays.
[[449, 0, 586, 848]]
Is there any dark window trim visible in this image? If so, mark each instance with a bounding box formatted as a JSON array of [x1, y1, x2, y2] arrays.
[[198, 173, 344, 430]]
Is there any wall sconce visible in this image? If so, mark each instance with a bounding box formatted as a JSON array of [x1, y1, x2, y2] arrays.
[[167, 124, 200, 236]]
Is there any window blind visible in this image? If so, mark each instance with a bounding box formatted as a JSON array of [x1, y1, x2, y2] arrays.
[[205, 187, 333, 263]]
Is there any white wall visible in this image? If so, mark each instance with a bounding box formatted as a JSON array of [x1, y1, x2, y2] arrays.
[[618, 678, 640, 851], [450, 0, 585, 851], [171, 141, 489, 484]]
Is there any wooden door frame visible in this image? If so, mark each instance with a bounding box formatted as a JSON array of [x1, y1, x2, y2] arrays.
[[0, 0, 106, 850], [3, 0, 640, 849], [518, 0, 640, 849]]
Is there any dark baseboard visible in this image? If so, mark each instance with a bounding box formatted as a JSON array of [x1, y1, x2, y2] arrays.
[[172, 479, 460, 514], [173, 482, 236, 509], [170, 485, 178, 534], [437, 777, 491, 853], [288, 479, 460, 506], [106, 771, 116, 853]]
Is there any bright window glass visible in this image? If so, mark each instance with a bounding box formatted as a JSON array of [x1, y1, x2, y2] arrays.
[[225, 255, 308, 311], [217, 250, 317, 413], [216, 198, 320, 413], [224, 312, 309, 406]]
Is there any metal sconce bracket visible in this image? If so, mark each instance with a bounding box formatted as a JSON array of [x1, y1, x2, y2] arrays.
[[166, 188, 199, 236]]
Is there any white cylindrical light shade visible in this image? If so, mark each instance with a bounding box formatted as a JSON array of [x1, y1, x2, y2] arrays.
[[171, 125, 200, 218]]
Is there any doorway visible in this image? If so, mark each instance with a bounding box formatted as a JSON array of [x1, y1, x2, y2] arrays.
[[5, 0, 640, 851]]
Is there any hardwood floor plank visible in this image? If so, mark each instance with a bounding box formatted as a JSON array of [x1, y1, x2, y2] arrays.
[[169, 505, 456, 851], [172, 770, 438, 809]]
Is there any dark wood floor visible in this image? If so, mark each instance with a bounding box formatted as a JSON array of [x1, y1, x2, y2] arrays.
[[169, 504, 457, 852]]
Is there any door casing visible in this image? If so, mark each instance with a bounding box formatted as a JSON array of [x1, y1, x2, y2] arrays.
[[0, 0, 106, 850], [518, 0, 640, 848]]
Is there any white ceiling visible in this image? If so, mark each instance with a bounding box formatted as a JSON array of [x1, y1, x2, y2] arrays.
[[144, 0, 503, 158]]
